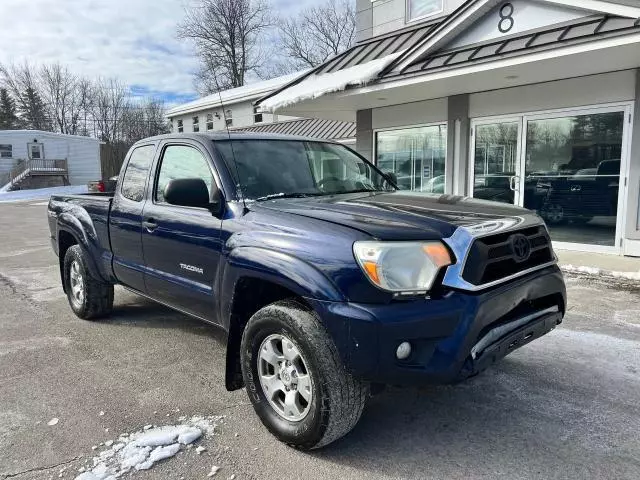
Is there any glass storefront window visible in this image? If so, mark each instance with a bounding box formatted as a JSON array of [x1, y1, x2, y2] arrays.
[[376, 125, 447, 193], [524, 112, 624, 247]]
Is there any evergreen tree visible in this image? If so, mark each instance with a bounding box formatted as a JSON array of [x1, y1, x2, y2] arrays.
[[18, 86, 50, 130], [0, 88, 19, 129]]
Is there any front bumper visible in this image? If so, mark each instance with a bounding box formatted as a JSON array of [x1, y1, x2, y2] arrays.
[[307, 265, 565, 385]]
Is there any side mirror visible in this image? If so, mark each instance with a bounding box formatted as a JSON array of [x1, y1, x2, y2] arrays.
[[164, 178, 215, 210]]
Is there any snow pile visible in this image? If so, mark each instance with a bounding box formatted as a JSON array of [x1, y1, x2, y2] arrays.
[[0, 185, 87, 203], [261, 50, 405, 112], [74, 416, 222, 480], [561, 264, 640, 281]]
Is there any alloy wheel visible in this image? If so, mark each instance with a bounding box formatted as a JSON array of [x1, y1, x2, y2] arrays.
[[258, 333, 313, 422]]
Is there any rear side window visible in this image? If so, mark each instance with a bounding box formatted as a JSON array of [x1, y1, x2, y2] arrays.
[[121, 145, 155, 202], [155, 145, 214, 204]]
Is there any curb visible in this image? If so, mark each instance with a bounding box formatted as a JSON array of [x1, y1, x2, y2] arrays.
[[560, 264, 640, 282]]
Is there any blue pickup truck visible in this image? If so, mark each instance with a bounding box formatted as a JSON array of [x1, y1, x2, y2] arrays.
[[48, 133, 566, 449]]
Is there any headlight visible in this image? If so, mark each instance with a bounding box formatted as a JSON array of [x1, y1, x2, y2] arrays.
[[353, 241, 453, 293]]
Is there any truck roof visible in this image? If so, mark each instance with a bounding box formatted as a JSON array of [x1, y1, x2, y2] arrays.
[[135, 131, 342, 145]]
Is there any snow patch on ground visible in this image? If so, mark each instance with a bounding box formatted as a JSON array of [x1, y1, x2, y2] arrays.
[[74, 415, 222, 479], [261, 51, 405, 112], [0, 185, 87, 203], [561, 264, 640, 281]]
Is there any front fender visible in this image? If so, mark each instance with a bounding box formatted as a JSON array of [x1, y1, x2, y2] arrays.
[[223, 247, 345, 304]]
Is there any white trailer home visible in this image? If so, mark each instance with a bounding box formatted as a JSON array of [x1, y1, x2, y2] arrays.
[[0, 130, 101, 191]]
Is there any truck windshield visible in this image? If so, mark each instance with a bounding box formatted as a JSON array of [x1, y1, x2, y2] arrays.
[[216, 140, 394, 200]]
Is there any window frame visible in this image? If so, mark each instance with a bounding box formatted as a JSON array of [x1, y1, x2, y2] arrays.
[[206, 113, 214, 131], [152, 142, 221, 210], [225, 109, 233, 127], [192, 116, 200, 133], [177, 119, 184, 133], [253, 106, 263, 124], [373, 121, 449, 193], [28, 142, 44, 160], [119, 144, 157, 203], [0, 144, 12, 159], [406, 0, 444, 23]]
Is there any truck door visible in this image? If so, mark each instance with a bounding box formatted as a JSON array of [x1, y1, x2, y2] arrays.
[[140, 141, 223, 321], [110, 144, 156, 292]]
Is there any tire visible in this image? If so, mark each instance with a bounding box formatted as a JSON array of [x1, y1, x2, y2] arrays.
[[63, 245, 114, 320], [240, 299, 368, 450]]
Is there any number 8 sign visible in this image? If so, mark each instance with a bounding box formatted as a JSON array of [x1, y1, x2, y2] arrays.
[[498, 3, 515, 33]]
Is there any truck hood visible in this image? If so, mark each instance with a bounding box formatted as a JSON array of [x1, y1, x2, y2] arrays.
[[253, 191, 537, 240]]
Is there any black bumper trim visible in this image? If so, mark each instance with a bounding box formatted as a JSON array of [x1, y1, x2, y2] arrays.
[[466, 311, 562, 377]]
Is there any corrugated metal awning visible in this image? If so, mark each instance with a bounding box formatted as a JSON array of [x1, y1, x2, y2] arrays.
[[232, 118, 355, 141], [389, 15, 640, 79], [315, 22, 440, 75]]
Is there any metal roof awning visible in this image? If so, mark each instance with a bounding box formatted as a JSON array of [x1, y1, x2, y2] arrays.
[[256, 0, 640, 115], [232, 118, 356, 142], [389, 15, 640, 79], [256, 22, 440, 109]]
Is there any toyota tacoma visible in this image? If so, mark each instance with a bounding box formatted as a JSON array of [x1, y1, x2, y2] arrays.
[[47, 133, 566, 449]]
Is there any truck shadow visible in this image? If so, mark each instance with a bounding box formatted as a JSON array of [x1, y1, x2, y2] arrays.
[[311, 355, 597, 478], [107, 295, 226, 343]]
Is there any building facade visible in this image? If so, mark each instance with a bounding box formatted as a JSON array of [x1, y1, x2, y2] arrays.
[[0, 130, 100, 189], [166, 73, 303, 134], [257, 0, 640, 256]]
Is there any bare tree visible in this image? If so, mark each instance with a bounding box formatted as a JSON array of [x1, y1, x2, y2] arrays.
[[177, 0, 272, 94], [275, 0, 356, 73], [121, 98, 170, 144], [40, 63, 82, 135], [92, 78, 129, 143]]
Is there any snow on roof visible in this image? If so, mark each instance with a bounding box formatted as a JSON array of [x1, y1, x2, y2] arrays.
[[166, 70, 309, 118], [259, 51, 404, 113], [0, 130, 101, 142]]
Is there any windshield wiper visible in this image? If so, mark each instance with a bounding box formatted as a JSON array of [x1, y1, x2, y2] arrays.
[[255, 192, 323, 202], [338, 188, 386, 195]]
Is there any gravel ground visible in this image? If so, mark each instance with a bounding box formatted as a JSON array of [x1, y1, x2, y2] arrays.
[[1, 201, 640, 480]]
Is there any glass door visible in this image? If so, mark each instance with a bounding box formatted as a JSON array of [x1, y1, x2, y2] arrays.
[[470, 119, 523, 205], [523, 109, 627, 248], [470, 105, 631, 252]]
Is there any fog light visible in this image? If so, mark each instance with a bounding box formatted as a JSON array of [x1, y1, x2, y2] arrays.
[[396, 342, 412, 360]]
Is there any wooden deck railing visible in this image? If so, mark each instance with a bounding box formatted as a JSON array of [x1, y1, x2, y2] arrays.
[[9, 159, 68, 185]]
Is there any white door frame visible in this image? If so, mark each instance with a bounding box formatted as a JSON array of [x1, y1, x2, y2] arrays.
[[469, 115, 524, 204], [469, 101, 634, 255]]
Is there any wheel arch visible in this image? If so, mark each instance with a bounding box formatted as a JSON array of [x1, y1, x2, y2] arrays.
[[224, 275, 314, 391]]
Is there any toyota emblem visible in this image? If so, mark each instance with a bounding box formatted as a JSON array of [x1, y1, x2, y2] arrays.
[[510, 234, 531, 263]]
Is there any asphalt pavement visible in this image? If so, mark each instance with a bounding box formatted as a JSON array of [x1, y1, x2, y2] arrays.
[[1, 201, 640, 480]]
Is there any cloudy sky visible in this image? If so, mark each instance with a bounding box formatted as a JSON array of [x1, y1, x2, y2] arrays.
[[0, 0, 316, 106]]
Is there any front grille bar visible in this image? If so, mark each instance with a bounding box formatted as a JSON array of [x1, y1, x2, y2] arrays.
[[441, 217, 558, 292]]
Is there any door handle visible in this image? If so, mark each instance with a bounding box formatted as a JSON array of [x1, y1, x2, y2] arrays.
[[570, 185, 582, 192], [143, 218, 158, 232], [509, 176, 519, 191]]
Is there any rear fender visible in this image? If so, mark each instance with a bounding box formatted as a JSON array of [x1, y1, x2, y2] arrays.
[[57, 211, 113, 285]]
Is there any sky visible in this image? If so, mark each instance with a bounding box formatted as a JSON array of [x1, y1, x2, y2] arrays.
[[0, 0, 317, 107]]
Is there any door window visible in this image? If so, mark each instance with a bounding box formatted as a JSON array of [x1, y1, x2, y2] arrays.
[[121, 145, 155, 202], [155, 145, 214, 204], [472, 121, 520, 204], [28, 143, 44, 160], [376, 125, 447, 192], [525, 112, 624, 247]]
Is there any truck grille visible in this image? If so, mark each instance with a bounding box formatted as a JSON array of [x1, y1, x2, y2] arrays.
[[461, 226, 554, 286]]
